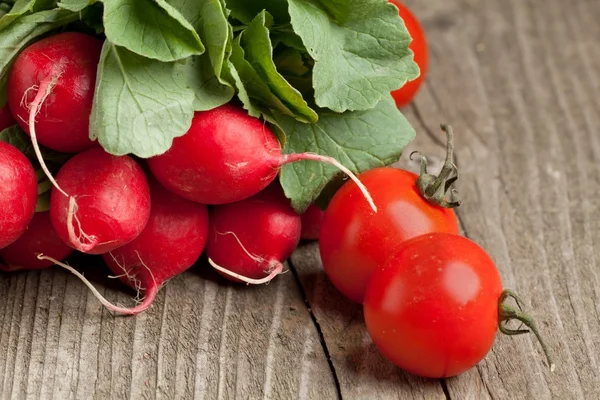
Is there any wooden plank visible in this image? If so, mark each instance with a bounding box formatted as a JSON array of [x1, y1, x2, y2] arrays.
[[402, 0, 600, 398], [290, 243, 447, 400], [2, 0, 600, 398], [0, 259, 338, 399]]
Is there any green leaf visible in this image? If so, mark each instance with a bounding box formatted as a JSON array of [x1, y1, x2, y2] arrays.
[[224, 0, 289, 24], [90, 41, 195, 158], [240, 11, 317, 123], [278, 96, 415, 212], [0, 3, 11, 16], [79, 1, 103, 34], [0, 125, 70, 165], [314, 0, 350, 24], [168, 0, 231, 83], [225, 59, 261, 118], [176, 54, 234, 111], [0, 0, 57, 31], [0, 9, 78, 82], [272, 28, 306, 52], [287, 0, 419, 113], [58, 0, 93, 12], [0, 3, 11, 17], [101, 0, 204, 62], [229, 34, 292, 120], [0, 125, 32, 154], [274, 46, 310, 78]]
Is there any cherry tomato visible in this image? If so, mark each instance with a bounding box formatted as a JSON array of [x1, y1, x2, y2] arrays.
[[301, 204, 325, 240], [390, 1, 428, 108], [319, 167, 459, 303], [0, 105, 15, 131], [364, 233, 502, 377]]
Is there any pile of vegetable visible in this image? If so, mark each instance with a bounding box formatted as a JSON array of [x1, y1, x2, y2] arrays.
[[0, 0, 552, 380]]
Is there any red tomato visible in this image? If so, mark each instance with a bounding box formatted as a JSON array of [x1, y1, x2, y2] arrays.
[[301, 204, 325, 240], [319, 168, 459, 303], [390, 1, 428, 108], [364, 233, 503, 378], [0, 105, 15, 131]]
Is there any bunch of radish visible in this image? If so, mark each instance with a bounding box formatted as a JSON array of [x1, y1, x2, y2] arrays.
[[0, 0, 553, 382], [0, 31, 375, 314]]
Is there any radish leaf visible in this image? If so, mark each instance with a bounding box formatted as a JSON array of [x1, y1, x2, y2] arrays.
[[169, 0, 231, 83], [101, 0, 204, 62], [224, 0, 289, 24], [0, 9, 78, 82], [90, 41, 195, 158], [240, 11, 317, 123], [278, 96, 415, 212], [58, 0, 93, 12], [176, 54, 234, 111], [287, 0, 418, 113]]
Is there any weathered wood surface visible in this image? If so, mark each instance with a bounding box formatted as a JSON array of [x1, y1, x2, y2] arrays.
[[2, 0, 600, 398]]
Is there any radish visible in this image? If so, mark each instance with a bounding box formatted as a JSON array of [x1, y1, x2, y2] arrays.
[[7, 32, 102, 153], [49, 147, 151, 255], [207, 184, 301, 284], [40, 178, 209, 315], [300, 204, 325, 241], [147, 104, 376, 211], [0, 211, 73, 271], [0, 105, 15, 131], [0, 141, 37, 249]]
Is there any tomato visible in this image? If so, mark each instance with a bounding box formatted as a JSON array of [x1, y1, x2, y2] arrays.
[[389, 1, 428, 108], [301, 204, 325, 240], [0, 105, 15, 131], [319, 167, 459, 303], [363, 233, 501, 377], [364, 233, 554, 378]]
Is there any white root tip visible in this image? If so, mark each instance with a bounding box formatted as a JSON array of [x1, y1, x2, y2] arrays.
[[37, 253, 158, 315], [208, 258, 282, 285], [66, 196, 99, 253], [37, 254, 122, 311]]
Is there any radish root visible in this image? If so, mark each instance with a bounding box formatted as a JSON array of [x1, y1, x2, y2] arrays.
[[26, 77, 98, 253], [208, 257, 283, 285], [216, 230, 265, 263], [280, 153, 378, 213], [37, 254, 158, 315], [26, 76, 67, 197], [66, 197, 99, 252]]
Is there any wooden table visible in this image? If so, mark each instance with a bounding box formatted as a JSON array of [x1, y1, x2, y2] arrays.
[[2, 0, 600, 398]]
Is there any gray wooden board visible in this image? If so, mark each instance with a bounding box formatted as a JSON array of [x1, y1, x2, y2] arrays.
[[0, 259, 337, 400], [2, 0, 600, 398]]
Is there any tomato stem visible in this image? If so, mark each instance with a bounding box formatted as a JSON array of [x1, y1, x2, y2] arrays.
[[498, 290, 555, 372], [411, 124, 462, 208]]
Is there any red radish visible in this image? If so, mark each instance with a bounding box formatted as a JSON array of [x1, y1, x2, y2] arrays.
[[0, 105, 15, 131], [7, 32, 102, 153], [147, 104, 376, 211], [0, 211, 73, 271], [0, 141, 37, 249], [49, 147, 151, 255], [207, 184, 301, 284], [300, 204, 325, 240], [40, 178, 209, 315]]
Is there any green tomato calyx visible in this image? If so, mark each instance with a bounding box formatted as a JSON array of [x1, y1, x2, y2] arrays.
[[411, 124, 462, 209]]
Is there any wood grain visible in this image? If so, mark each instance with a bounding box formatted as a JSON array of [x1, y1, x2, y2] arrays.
[[2, 0, 600, 398], [0, 260, 338, 400]]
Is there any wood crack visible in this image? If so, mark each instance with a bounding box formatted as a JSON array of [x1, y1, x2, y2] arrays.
[[287, 257, 343, 400]]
